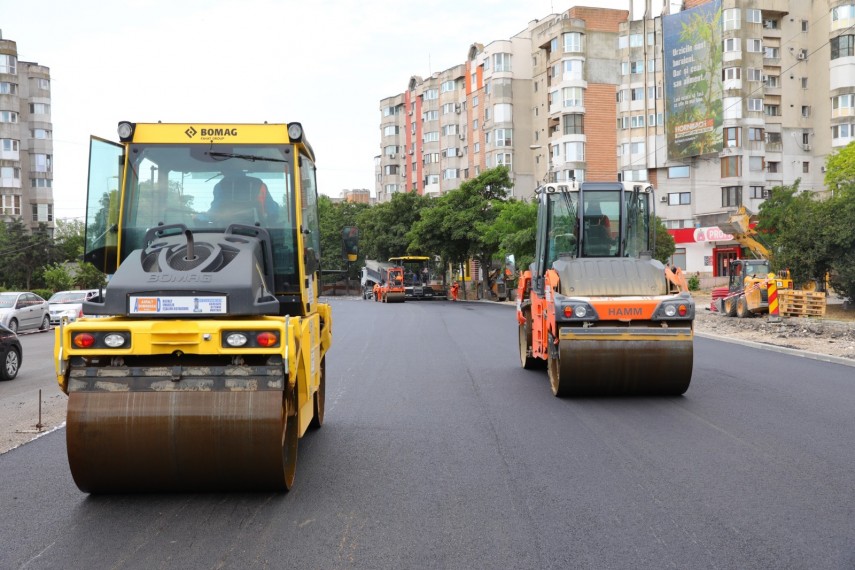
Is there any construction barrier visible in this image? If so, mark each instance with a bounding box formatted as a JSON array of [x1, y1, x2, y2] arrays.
[[778, 290, 826, 317], [768, 280, 779, 317]]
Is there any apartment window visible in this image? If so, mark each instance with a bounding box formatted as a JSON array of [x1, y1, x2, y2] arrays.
[[647, 86, 661, 100], [723, 97, 742, 119], [441, 124, 458, 136], [1, 195, 21, 216], [493, 53, 512, 72], [765, 75, 779, 88], [764, 46, 780, 59], [383, 165, 399, 175], [494, 128, 512, 147], [35, 78, 50, 90], [723, 67, 741, 81], [801, 77, 808, 89], [424, 110, 439, 122], [745, 9, 761, 23], [648, 59, 657, 72], [563, 142, 584, 161], [649, 113, 663, 126], [29, 103, 50, 115], [382, 106, 399, 117], [621, 116, 630, 129], [33, 203, 54, 222], [472, 95, 479, 108], [723, 38, 740, 53], [750, 186, 766, 199], [33, 154, 52, 173], [1, 139, 19, 152], [484, 107, 491, 121], [802, 106, 812, 118], [0, 82, 17, 94], [832, 5, 855, 30], [721, 186, 742, 207], [495, 153, 512, 167], [0, 55, 16, 75], [747, 68, 762, 82], [384, 184, 399, 193], [724, 127, 740, 147], [383, 125, 400, 136], [629, 33, 643, 47], [441, 103, 454, 114], [484, 132, 492, 145], [749, 156, 765, 172], [423, 89, 438, 100], [630, 60, 644, 74], [668, 192, 691, 205], [628, 142, 645, 154], [32, 129, 52, 139], [563, 87, 583, 107], [618, 36, 629, 49], [563, 59, 583, 81], [563, 114, 583, 135], [803, 161, 810, 173], [32, 177, 52, 188], [616, 90, 626, 103], [747, 39, 762, 53], [723, 8, 741, 31], [668, 166, 690, 178], [442, 169, 458, 179], [631, 115, 645, 128], [440, 80, 456, 93], [748, 127, 763, 145], [443, 148, 458, 158], [748, 98, 763, 112], [765, 132, 782, 144], [832, 94, 855, 117], [1, 166, 21, 179], [563, 32, 583, 52], [423, 131, 439, 143], [764, 104, 780, 116], [802, 20, 809, 32], [0, 111, 18, 123], [383, 145, 398, 155], [721, 156, 741, 177], [831, 35, 854, 59], [473, 119, 479, 131], [763, 19, 779, 30], [621, 62, 630, 75], [631, 87, 644, 101], [832, 124, 853, 141], [621, 169, 647, 182], [474, 141, 480, 153]]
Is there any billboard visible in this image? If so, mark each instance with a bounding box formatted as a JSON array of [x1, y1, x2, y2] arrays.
[[663, 0, 723, 160]]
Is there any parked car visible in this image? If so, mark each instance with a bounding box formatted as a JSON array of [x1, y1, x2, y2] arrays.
[[0, 322, 22, 380], [0, 292, 50, 334], [48, 289, 101, 326]]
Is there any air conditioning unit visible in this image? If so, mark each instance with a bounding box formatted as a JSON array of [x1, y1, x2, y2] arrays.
[[455, 104, 461, 113], [659, 196, 668, 203], [797, 51, 807, 60], [761, 74, 768, 82], [821, 166, 826, 173], [803, 144, 811, 151], [390, 153, 396, 159], [762, 189, 771, 198], [458, 134, 465, 140]]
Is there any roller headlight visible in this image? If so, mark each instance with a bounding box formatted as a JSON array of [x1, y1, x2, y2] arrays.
[[664, 305, 677, 317], [104, 333, 126, 348], [117, 121, 135, 141], [287, 122, 303, 142], [225, 333, 248, 347]]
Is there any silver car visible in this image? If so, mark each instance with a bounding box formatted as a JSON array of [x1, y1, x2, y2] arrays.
[[0, 292, 51, 334], [48, 289, 101, 325]]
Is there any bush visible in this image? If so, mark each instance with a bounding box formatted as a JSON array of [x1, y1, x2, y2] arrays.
[[687, 273, 700, 291], [33, 288, 54, 301]]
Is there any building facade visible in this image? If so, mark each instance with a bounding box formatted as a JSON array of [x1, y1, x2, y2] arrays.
[[0, 31, 55, 234], [377, 1, 854, 275]]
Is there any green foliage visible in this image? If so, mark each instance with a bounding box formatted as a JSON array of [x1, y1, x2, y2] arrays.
[[824, 140, 855, 192], [356, 191, 430, 261], [42, 263, 76, 292], [480, 199, 537, 271], [54, 218, 85, 261], [653, 216, 676, 264], [75, 262, 107, 289], [33, 288, 53, 301], [318, 196, 370, 281], [687, 273, 700, 291]]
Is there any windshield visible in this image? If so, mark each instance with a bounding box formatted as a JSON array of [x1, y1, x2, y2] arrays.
[[49, 292, 88, 303], [107, 143, 300, 292], [744, 261, 769, 276]]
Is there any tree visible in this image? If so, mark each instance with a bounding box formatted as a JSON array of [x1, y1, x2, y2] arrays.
[[42, 263, 75, 292], [824, 140, 855, 193], [356, 191, 430, 261], [318, 195, 369, 282], [75, 262, 107, 289], [55, 218, 86, 261], [480, 198, 537, 273], [653, 216, 676, 265]]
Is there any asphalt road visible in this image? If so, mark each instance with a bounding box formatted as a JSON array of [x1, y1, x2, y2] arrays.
[[1, 297, 854, 569]]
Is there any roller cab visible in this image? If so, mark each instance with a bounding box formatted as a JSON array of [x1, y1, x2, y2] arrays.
[[516, 181, 694, 396], [55, 122, 332, 493]]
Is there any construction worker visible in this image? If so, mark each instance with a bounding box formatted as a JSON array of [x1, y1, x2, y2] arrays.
[[450, 281, 460, 302]]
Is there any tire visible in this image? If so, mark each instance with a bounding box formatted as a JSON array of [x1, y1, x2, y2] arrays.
[[1, 347, 20, 381], [724, 297, 738, 317], [309, 358, 325, 429], [736, 295, 750, 318], [39, 314, 51, 331], [518, 311, 545, 370], [8, 319, 17, 334], [547, 343, 569, 397]]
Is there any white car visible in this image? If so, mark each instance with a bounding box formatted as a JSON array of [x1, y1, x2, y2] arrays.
[[48, 289, 101, 326], [0, 292, 51, 334]]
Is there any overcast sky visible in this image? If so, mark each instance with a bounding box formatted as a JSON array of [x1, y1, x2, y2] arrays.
[[2, 0, 672, 221]]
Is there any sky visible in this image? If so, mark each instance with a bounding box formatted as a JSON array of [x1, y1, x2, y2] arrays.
[[1, 0, 674, 221]]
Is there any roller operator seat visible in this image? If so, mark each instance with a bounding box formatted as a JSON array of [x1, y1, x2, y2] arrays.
[[209, 173, 280, 226]]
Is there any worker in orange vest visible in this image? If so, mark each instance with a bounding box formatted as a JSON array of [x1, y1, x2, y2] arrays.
[[450, 281, 460, 302]]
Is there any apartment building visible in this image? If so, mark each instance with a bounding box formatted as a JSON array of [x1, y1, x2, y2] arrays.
[[377, 1, 854, 275], [0, 31, 55, 234]]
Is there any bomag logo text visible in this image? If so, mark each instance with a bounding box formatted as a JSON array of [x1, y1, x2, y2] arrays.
[[608, 307, 642, 317], [147, 274, 212, 283], [201, 128, 238, 137]]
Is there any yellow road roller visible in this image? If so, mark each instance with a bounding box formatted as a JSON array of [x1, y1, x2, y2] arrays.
[[55, 122, 331, 492], [516, 181, 694, 396]]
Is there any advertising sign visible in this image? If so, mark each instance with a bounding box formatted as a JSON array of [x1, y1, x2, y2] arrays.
[[663, 0, 723, 159]]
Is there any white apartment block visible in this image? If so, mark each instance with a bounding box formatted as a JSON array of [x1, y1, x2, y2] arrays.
[[0, 31, 55, 233]]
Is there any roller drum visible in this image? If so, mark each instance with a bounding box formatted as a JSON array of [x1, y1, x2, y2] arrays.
[[552, 328, 693, 396], [66, 390, 289, 493], [386, 292, 406, 303]]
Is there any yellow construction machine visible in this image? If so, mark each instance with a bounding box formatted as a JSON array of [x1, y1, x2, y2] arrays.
[[54, 121, 331, 493], [516, 182, 694, 396]]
